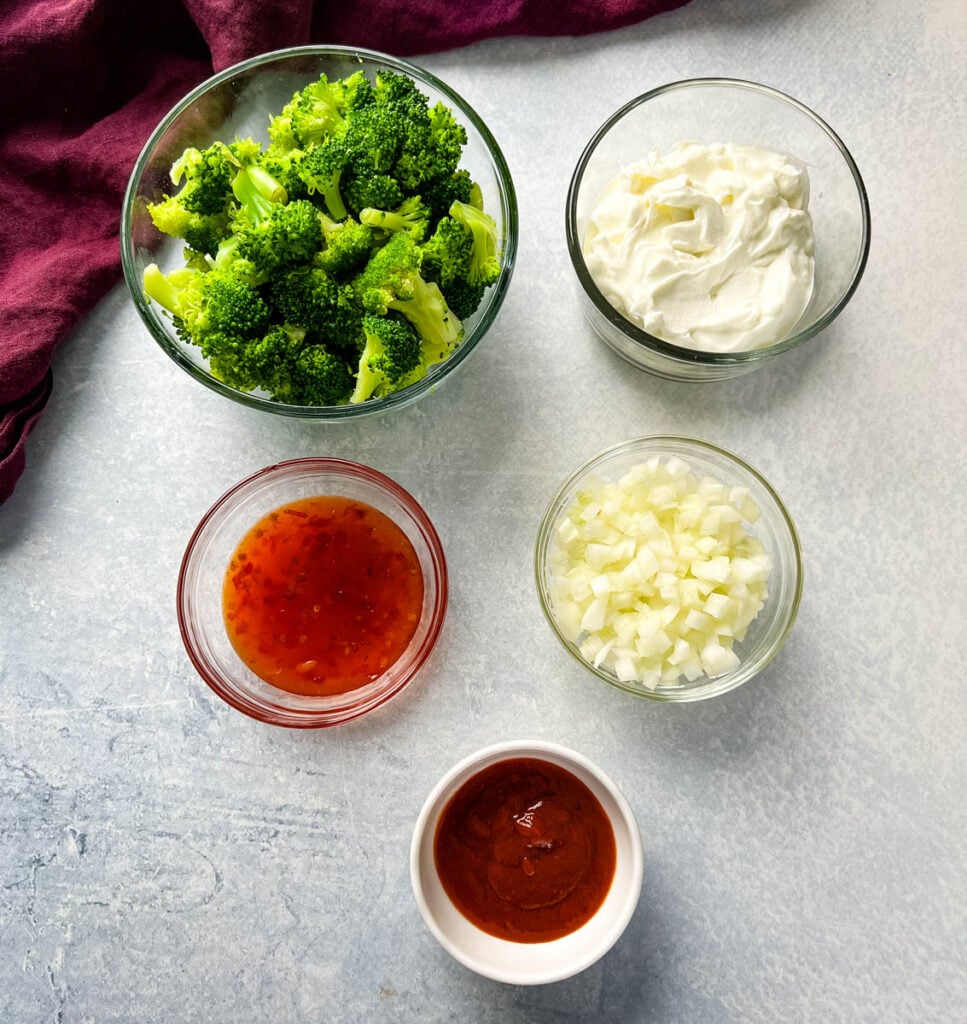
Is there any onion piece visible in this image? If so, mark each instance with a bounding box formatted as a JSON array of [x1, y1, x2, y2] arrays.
[[548, 455, 770, 687]]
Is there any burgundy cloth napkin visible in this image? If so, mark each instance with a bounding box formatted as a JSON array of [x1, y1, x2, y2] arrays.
[[0, 0, 691, 504]]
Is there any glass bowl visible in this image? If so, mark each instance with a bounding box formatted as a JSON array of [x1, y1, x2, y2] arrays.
[[177, 458, 448, 727], [535, 436, 802, 702], [565, 78, 871, 381], [121, 45, 518, 418], [410, 740, 644, 985]]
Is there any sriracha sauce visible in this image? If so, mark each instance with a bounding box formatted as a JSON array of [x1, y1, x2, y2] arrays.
[[434, 757, 616, 942]]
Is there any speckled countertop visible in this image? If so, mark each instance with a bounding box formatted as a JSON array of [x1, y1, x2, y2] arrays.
[[2, 2, 965, 1021]]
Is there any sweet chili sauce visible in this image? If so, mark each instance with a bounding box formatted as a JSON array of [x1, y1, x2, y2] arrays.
[[433, 758, 616, 943], [222, 496, 424, 696]]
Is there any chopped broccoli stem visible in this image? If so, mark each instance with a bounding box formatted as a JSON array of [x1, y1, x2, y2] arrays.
[[358, 196, 429, 240]]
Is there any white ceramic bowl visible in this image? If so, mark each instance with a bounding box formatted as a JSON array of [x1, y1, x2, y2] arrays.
[[410, 740, 644, 985]]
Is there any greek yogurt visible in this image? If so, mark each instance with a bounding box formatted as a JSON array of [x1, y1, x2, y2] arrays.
[[582, 141, 816, 352]]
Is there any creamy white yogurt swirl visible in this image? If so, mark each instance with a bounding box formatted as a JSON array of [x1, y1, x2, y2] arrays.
[[583, 141, 816, 352]]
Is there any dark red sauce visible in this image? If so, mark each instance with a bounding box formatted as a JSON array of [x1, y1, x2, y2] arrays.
[[433, 757, 617, 942], [222, 495, 423, 696]]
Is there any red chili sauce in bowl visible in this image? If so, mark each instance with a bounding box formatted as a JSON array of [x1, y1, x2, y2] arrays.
[[433, 758, 617, 942], [222, 495, 424, 696]]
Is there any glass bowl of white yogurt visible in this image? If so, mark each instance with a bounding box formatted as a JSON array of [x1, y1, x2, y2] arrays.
[[565, 79, 871, 381]]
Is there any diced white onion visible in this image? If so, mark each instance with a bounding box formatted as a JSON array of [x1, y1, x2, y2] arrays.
[[547, 454, 771, 687]]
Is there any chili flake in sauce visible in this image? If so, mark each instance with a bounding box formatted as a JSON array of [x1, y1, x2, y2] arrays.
[[433, 757, 616, 942], [222, 495, 423, 696]]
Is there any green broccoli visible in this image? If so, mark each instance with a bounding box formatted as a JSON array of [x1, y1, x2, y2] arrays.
[[146, 195, 231, 257], [169, 143, 235, 216], [297, 139, 350, 220], [141, 67, 499, 407], [420, 169, 476, 225], [315, 214, 375, 279], [420, 213, 493, 319], [421, 215, 472, 287], [146, 142, 238, 256], [395, 101, 467, 193], [272, 71, 370, 149], [359, 195, 430, 240], [342, 169, 404, 214], [234, 198, 323, 276], [231, 163, 287, 226], [143, 263, 272, 365], [232, 325, 304, 393], [437, 277, 486, 321], [216, 325, 353, 405], [449, 200, 500, 286], [352, 231, 462, 362], [278, 344, 355, 405], [259, 146, 311, 203], [271, 266, 363, 355], [350, 314, 423, 404]]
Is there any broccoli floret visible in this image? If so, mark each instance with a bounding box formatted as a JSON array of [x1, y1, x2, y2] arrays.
[[190, 273, 272, 355], [169, 143, 235, 216], [231, 162, 286, 225], [420, 213, 493, 319], [260, 146, 311, 203], [421, 215, 472, 286], [350, 314, 423, 403], [231, 325, 304, 393], [298, 140, 349, 220], [227, 137, 264, 168], [273, 71, 370, 149], [353, 231, 462, 362], [271, 266, 363, 354], [342, 102, 405, 175], [234, 198, 322, 276], [449, 200, 500, 286], [147, 194, 232, 257], [273, 343, 354, 405], [438, 277, 486, 321], [420, 169, 475, 226], [143, 263, 202, 322], [396, 101, 467, 193], [144, 263, 272, 361], [315, 214, 375, 279], [266, 109, 301, 154], [359, 195, 429, 241], [342, 169, 404, 214], [371, 69, 424, 107], [224, 325, 352, 405]]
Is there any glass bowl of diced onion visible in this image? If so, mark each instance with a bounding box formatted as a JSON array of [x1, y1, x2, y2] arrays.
[[534, 436, 802, 702]]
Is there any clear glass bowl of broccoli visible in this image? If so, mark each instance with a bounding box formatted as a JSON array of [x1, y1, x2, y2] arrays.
[[122, 45, 518, 417]]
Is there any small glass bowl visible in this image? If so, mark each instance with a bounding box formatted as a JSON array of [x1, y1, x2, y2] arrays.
[[121, 45, 518, 418], [410, 740, 644, 985], [535, 436, 802, 702], [565, 78, 871, 381], [177, 458, 448, 727]]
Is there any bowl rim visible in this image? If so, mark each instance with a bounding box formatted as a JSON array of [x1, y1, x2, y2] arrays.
[[534, 434, 803, 702], [564, 76, 872, 367], [121, 43, 519, 419], [177, 456, 448, 727], [409, 739, 644, 985]]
